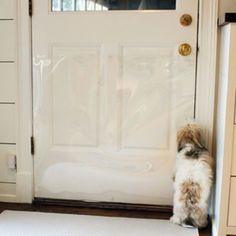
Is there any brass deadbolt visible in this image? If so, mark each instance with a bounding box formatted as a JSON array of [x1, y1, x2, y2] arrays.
[[180, 14, 192, 26], [178, 43, 192, 56]]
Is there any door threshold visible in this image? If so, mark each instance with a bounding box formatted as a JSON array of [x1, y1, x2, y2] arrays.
[[33, 198, 173, 212]]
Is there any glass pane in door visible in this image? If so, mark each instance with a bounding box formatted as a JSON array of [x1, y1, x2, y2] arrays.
[[52, 0, 176, 12]]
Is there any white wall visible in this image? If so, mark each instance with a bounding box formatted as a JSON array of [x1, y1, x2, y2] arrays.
[[219, 0, 236, 17], [0, 0, 17, 202]]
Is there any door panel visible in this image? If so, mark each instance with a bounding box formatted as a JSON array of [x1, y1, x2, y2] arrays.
[[0, 105, 16, 143], [0, 0, 15, 19], [121, 46, 171, 149], [0, 21, 15, 61], [0, 63, 16, 102], [33, 0, 198, 205], [52, 46, 100, 146]]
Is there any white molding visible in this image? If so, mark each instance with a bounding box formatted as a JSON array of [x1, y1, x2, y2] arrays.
[[212, 223, 219, 236], [16, 172, 33, 203], [16, 0, 33, 203], [213, 24, 236, 236], [196, 1, 218, 234], [226, 226, 236, 235], [0, 195, 17, 203], [196, 0, 218, 152], [0, 182, 17, 203]]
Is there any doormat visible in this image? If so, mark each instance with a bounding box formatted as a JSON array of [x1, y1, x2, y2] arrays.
[[0, 210, 199, 236]]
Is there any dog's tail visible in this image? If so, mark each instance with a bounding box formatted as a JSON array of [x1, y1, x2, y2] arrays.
[[181, 180, 201, 208]]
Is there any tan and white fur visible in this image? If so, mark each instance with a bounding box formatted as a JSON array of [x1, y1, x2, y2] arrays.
[[170, 123, 214, 228]]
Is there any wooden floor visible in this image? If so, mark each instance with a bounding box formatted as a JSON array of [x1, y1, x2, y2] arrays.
[[0, 202, 211, 236]]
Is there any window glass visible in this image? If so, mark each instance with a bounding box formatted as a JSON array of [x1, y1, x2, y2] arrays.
[[52, 0, 176, 12]]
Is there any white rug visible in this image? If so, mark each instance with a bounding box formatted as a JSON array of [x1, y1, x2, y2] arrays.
[[0, 210, 199, 236]]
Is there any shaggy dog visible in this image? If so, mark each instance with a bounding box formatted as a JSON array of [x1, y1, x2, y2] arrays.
[[170, 123, 214, 228]]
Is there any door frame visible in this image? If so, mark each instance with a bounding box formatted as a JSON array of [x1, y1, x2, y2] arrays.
[[15, 0, 218, 203]]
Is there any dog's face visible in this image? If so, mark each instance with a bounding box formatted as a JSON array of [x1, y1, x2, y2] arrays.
[[177, 124, 202, 151]]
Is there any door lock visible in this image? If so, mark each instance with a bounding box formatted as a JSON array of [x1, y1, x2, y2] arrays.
[[180, 14, 192, 26], [178, 43, 192, 56]]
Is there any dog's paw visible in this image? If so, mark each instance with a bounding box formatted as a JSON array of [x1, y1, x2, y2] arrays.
[[195, 218, 208, 229], [170, 215, 181, 225]]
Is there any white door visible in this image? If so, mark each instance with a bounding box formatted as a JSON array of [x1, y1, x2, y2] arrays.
[[33, 0, 198, 205]]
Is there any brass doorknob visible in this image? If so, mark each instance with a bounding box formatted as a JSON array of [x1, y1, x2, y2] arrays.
[[178, 43, 192, 56], [180, 14, 192, 26]]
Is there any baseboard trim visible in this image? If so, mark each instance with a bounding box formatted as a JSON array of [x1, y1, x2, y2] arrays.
[[33, 198, 173, 213]]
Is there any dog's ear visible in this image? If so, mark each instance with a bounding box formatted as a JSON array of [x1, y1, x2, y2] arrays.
[[192, 131, 202, 149], [177, 124, 203, 150], [177, 128, 186, 151], [177, 142, 184, 152], [190, 124, 202, 148]]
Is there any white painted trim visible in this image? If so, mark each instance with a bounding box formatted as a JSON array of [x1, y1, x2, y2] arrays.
[[212, 223, 218, 236], [0, 195, 17, 203], [196, 1, 218, 234], [16, 0, 33, 203], [196, 0, 218, 151], [15, 0, 218, 204], [226, 226, 236, 235], [196, 1, 218, 233], [213, 24, 236, 236]]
